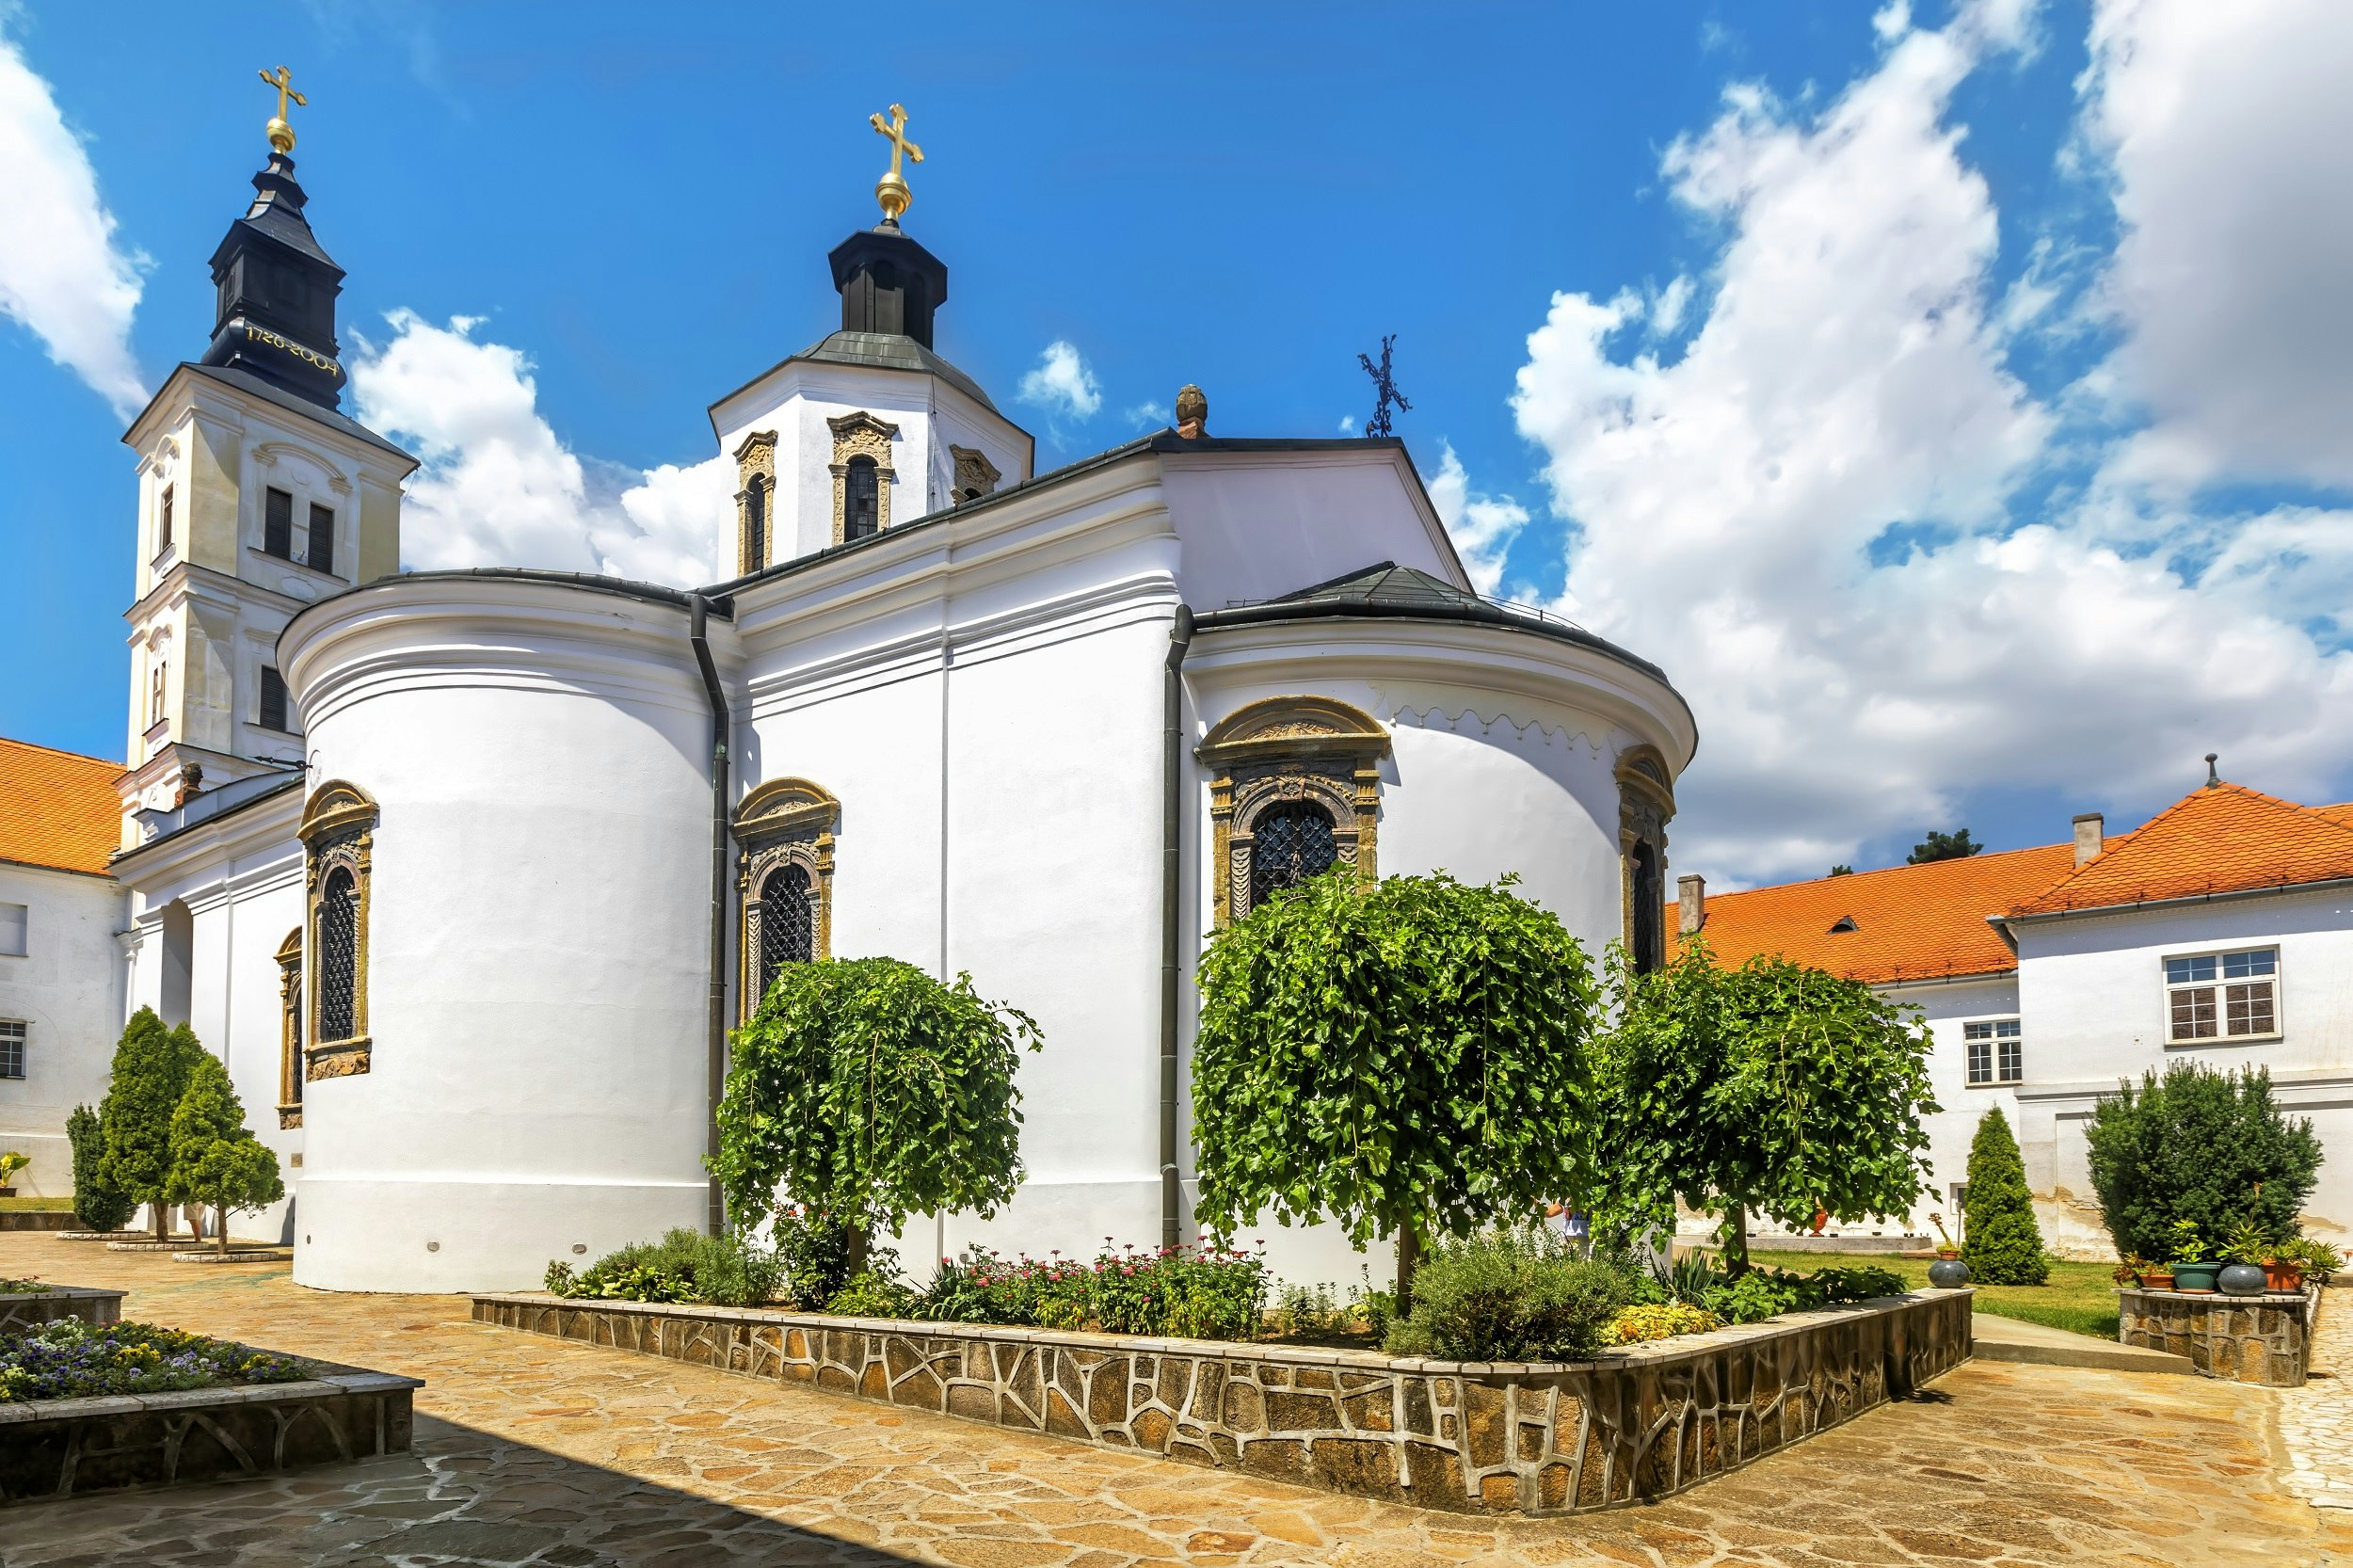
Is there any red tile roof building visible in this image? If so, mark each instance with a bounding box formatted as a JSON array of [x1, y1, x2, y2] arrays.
[[0, 737, 121, 877]]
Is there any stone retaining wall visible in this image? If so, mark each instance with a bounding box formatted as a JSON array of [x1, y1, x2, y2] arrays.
[[0, 1287, 122, 1337], [2118, 1287, 2316, 1386], [0, 1364, 419, 1506], [0, 1213, 72, 1233], [473, 1289, 1970, 1516]]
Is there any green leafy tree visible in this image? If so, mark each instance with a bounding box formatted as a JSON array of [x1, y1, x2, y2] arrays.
[[165, 1052, 285, 1256], [66, 1103, 134, 1233], [1960, 1108, 2047, 1284], [713, 956, 1040, 1272], [1828, 865, 1855, 877], [1191, 871, 1605, 1312], [99, 1008, 207, 1240], [2085, 1062, 2321, 1259], [1907, 828, 1982, 864], [1594, 940, 1938, 1273]]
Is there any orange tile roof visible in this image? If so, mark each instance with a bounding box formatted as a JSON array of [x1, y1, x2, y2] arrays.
[[0, 737, 122, 876], [2006, 783, 2353, 915]]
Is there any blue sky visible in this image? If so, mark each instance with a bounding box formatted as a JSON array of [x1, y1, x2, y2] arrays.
[[5, 1, 2350, 886]]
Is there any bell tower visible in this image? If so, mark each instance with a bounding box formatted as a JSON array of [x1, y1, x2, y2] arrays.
[[116, 71, 417, 845]]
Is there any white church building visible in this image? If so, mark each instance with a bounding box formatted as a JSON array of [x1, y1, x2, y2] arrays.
[[101, 121, 1697, 1291]]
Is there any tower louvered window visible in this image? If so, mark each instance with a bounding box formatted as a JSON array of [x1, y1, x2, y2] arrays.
[[759, 864, 814, 1004], [844, 457, 880, 541], [308, 503, 335, 575], [264, 487, 295, 559], [744, 477, 767, 569], [317, 866, 359, 1041], [1251, 802, 1337, 908]]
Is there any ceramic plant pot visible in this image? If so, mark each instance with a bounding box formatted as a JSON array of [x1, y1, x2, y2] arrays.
[[1929, 1254, 1972, 1288], [2265, 1262, 2305, 1292], [2170, 1260, 2222, 1293], [2138, 1270, 2174, 1290], [2217, 1262, 2268, 1296]]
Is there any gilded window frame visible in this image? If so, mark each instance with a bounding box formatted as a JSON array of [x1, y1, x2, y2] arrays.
[[734, 429, 777, 576], [300, 778, 376, 1081], [827, 412, 898, 544], [1198, 696, 1388, 928], [734, 776, 840, 1019], [1616, 744, 1675, 970], [949, 443, 1000, 502], [275, 926, 304, 1128]]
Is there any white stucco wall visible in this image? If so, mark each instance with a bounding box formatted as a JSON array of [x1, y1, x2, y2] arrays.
[[0, 864, 128, 1198]]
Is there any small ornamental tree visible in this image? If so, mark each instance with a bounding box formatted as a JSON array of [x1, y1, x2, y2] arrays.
[[713, 956, 1041, 1273], [2085, 1062, 2321, 1259], [166, 1052, 285, 1256], [1191, 871, 1605, 1312], [1960, 1108, 2047, 1285], [1594, 941, 1937, 1273], [99, 1008, 207, 1240], [66, 1103, 134, 1234]]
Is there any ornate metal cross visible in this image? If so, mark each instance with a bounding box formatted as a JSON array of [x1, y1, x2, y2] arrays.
[[868, 103, 925, 222], [258, 65, 308, 154], [1358, 334, 1412, 439]]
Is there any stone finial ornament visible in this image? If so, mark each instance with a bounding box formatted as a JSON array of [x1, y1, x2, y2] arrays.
[[1175, 384, 1208, 439]]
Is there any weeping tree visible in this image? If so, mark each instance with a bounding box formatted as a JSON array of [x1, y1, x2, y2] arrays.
[[1192, 871, 1605, 1313], [1593, 941, 1937, 1273], [712, 956, 1041, 1276], [166, 1052, 285, 1256], [99, 1008, 207, 1240]]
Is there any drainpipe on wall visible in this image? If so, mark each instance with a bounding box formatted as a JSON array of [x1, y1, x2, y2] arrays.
[[1160, 604, 1195, 1254], [688, 593, 730, 1238]]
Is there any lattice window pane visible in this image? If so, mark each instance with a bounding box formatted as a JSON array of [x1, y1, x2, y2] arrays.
[[317, 867, 359, 1041], [2226, 981, 2275, 1036], [0, 1018, 24, 1080], [1251, 803, 1337, 909], [759, 864, 814, 1004]]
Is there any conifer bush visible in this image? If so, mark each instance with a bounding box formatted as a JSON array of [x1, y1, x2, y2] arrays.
[[2084, 1062, 2322, 1259], [66, 1104, 134, 1234], [98, 1008, 206, 1240], [1960, 1107, 2048, 1285], [164, 1052, 284, 1256]]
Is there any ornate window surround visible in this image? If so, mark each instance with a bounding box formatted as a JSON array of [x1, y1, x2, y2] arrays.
[[300, 778, 376, 1082], [734, 429, 777, 576], [1615, 744, 1676, 971], [827, 412, 898, 544], [275, 927, 303, 1128], [949, 443, 1000, 502], [1198, 696, 1389, 928], [733, 776, 840, 1019]]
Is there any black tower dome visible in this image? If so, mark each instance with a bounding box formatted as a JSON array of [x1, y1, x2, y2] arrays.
[[827, 220, 949, 349], [199, 151, 346, 408]]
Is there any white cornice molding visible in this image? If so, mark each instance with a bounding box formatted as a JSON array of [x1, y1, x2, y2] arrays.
[[124, 364, 418, 483], [112, 782, 302, 890]]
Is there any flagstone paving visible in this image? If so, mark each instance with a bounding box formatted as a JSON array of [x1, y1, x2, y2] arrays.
[[2280, 1286, 2353, 1510], [4, 1234, 2349, 1567]]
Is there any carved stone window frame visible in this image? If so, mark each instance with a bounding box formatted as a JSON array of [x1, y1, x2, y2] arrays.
[[949, 443, 1000, 503], [300, 778, 376, 1082], [275, 927, 303, 1128], [734, 776, 840, 1019], [734, 429, 776, 576], [1198, 696, 1389, 928], [827, 412, 898, 544], [1616, 744, 1676, 970]]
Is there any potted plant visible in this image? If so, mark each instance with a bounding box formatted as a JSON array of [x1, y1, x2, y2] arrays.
[[1927, 1213, 1971, 1288], [2276, 1237, 2341, 1291], [0, 1150, 26, 1196], [2167, 1218, 2220, 1293], [2217, 1223, 2270, 1296], [2112, 1253, 2163, 1289]]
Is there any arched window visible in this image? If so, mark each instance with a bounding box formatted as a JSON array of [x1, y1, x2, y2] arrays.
[[1250, 802, 1337, 907], [1615, 745, 1677, 976], [1629, 840, 1665, 974], [744, 476, 767, 568], [300, 778, 376, 1079], [733, 777, 840, 1021], [734, 430, 777, 576], [844, 456, 880, 541], [276, 928, 304, 1128], [317, 868, 359, 1041], [757, 864, 814, 1003]]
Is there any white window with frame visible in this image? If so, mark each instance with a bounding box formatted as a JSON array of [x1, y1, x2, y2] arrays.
[[2166, 947, 2279, 1042], [1963, 1017, 2022, 1086], [0, 902, 24, 957], [0, 1018, 24, 1080]]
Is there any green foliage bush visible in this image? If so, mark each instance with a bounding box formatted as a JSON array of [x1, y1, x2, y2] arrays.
[[66, 1103, 133, 1234], [99, 1008, 205, 1235], [545, 1227, 784, 1307], [165, 1051, 283, 1251], [826, 1271, 917, 1318], [909, 1243, 1271, 1341], [1960, 1108, 2048, 1285], [2084, 1063, 2322, 1260], [1383, 1230, 1634, 1361]]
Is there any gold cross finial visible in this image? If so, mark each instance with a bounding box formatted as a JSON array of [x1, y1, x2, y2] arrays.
[[258, 65, 308, 154], [868, 103, 923, 223]]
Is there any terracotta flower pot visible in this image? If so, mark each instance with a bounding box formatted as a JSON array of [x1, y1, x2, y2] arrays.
[[2265, 1262, 2304, 1292], [2138, 1269, 2174, 1290]]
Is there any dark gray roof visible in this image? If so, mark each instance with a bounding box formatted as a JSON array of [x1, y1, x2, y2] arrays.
[[1195, 561, 1685, 697], [781, 331, 1000, 413], [152, 363, 417, 465]]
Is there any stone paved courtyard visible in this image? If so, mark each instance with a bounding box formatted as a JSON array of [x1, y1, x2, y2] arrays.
[[3, 1235, 2349, 1567], [2281, 1284, 2353, 1510]]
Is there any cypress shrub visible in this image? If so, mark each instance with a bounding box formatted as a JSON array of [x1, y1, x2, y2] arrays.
[[165, 1053, 284, 1256], [1960, 1107, 2047, 1285], [65, 1104, 134, 1233], [2085, 1062, 2321, 1259], [98, 1009, 206, 1239]]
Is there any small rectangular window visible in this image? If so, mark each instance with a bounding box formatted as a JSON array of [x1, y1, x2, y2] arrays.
[[0, 1019, 23, 1079], [2168, 947, 2278, 1041], [264, 487, 294, 559], [307, 503, 335, 575], [259, 666, 290, 732], [1963, 1018, 2022, 1085], [158, 485, 175, 554], [0, 903, 24, 957], [149, 660, 168, 728]]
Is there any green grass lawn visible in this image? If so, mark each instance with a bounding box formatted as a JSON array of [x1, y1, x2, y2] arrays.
[[1749, 1249, 2121, 1339], [0, 1196, 75, 1212]]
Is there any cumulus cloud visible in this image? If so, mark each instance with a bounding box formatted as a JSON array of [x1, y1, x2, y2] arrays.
[[1125, 398, 1171, 429], [0, 24, 146, 415], [1016, 340, 1102, 423], [348, 311, 729, 585], [1426, 442, 1530, 598], [1504, 2, 2353, 883]]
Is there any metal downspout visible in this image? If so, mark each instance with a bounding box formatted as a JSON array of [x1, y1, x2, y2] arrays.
[[1160, 604, 1195, 1253], [688, 593, 730, 1238]]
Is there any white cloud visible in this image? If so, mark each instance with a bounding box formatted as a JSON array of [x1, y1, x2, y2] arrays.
[[1426, 442, 1529, 598], [1505, 4, 2353, 883], [1125, 399, 1171, 429], [0, 24, 146, 415], [349, 311, 729, 585], [1337, 414, 1356, 435], [2079, 0, 2353, 490], [1017, 340, 1102, 423]]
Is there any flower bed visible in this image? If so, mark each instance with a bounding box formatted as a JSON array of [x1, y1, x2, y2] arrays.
[[473, 1286, 1970, 1515], [0, 1319, 315, 1403]]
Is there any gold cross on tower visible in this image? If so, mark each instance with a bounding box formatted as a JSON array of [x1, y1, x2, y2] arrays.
[[258, 65, 308, 154], [868, 103, 923, 223]]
